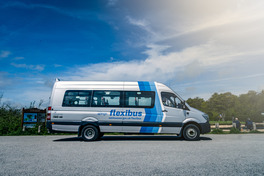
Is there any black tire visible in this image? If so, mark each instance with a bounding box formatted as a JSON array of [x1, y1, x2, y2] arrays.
[[99, 132, 104, 138], [183, 124, 200, 141], [81, 125, 99, 141]]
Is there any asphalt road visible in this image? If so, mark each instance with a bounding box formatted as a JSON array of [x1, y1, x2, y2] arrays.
[[0, 134, 264, 176]]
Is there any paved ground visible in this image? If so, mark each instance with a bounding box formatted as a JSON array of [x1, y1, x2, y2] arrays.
[[0, 134, 264, 176]]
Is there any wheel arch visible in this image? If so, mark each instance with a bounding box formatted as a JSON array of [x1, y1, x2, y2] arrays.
[[181, 121, 202, 136]]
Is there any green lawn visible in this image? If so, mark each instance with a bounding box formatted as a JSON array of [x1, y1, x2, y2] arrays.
[[210, 121, 245, 125]]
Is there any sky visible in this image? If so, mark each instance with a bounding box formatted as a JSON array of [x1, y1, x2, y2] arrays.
[[1, 0, 264, 108]]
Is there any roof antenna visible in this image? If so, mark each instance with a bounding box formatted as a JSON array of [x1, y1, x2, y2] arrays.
[[55, 78, 60, 81]]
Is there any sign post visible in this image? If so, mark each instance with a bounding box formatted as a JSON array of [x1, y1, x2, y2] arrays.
[[21, 108, 46, 131]]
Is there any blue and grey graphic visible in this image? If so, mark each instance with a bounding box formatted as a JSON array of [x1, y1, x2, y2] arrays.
[[138, 81, 164, 133]]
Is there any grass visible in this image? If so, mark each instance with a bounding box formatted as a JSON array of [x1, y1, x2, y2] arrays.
[[248, 130, 262, 133], [210, 129, 225, 134], [210, 121, 245, 125], [229, 127, 241, 134]]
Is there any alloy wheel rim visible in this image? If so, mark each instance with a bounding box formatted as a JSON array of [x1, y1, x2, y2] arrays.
[[187, 128, 197, 139], [84, 128, 95, 139]]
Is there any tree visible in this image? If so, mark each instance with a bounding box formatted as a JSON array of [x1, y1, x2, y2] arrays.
[[187, 97, 213, 120], [207, 92, 238, 121], [236, 91, 264, 122], [186, 97, 206, 111]]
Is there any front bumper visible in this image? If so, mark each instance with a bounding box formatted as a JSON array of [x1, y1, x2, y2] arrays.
[[199, 121, 211, 134]]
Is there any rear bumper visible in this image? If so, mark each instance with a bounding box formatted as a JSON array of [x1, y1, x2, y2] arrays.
[[46, 121, 79, 134], [199, 121, 211, 134]]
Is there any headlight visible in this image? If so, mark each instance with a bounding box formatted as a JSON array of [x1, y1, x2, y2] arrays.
[[202, 114, 209, 121]]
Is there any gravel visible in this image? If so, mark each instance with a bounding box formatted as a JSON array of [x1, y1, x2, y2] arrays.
[[0, 134, 264, 176]]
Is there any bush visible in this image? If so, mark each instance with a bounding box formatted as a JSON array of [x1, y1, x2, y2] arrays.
[[0, 105, 21, 135], [229, 127, 241, 134], [0, 104, 50, 135], [211, 129, 224, 134]]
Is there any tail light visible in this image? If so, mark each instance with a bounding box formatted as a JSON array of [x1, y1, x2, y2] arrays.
[[47, 113, 51, 120], [47, 106, 52, 120]]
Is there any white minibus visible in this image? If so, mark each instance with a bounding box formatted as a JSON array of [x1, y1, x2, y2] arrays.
[[47, 80, 210, 141]]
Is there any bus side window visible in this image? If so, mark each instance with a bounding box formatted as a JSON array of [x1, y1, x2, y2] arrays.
[[92, 91, 121, 107], [124, 91, 155, 108], [62, 90, 92, 107], [161, 92, 176, 108], [175, 97, 183, 109], [161, 92, 184, 109]]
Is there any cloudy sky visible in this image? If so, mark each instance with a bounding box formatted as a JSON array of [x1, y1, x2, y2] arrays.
[[1, 0, 264, 107]]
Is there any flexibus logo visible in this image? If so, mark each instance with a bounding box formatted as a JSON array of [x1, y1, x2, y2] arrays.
[[110, 109, 142, 117]]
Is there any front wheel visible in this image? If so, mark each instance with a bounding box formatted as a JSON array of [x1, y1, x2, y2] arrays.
[[183, 124, 200, 141], [82, 125, 99, 141]]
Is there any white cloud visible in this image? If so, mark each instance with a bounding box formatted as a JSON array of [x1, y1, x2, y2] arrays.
[[126, 16, 158, 40], [60, 33, 264, 99], [121, 1, 264, 51], [126, 16, 148, 28], [19, 88, 51, 106], [0, 72, 12, 89], [3, 0, 264, 106], [10, 63, 45, 71], [0, 50, 11, 58], [61, 41, 260, 83], [1, 87, 51, 108]]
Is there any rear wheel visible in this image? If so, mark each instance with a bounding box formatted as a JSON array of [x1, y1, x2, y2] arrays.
[[82, 125, 99, 141], [183, 124, 200, 141]]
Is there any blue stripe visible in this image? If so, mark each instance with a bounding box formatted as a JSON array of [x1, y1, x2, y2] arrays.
[[138, 81, 164, 133]]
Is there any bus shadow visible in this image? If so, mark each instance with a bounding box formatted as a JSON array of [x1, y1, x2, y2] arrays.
[[53, 136, 212, 142], [53, 137, 82, 142], [101, 136, 212, 141]]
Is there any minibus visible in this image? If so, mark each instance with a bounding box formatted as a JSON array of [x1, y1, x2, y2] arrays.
[[47, 79, 210, 141]]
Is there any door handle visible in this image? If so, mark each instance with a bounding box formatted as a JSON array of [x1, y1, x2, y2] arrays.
[[186, 112, 189, 115], [162, 110, 168, 112]]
